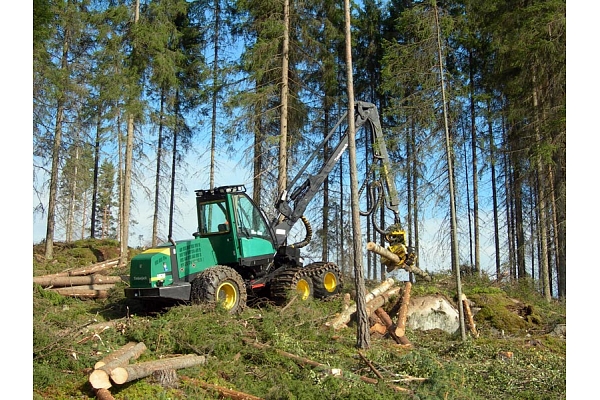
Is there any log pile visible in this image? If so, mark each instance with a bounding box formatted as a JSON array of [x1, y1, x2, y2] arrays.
[[33, 258, 123, 299], [88, 341, 207, 397]]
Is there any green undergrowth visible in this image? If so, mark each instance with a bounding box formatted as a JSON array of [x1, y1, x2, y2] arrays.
[[33, 240, 566, 400]]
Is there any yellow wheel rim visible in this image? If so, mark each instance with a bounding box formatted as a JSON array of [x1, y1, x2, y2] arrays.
[[323, 272, 337, 292], [296, 279, 311, 301], [217, 282, 238, 310]]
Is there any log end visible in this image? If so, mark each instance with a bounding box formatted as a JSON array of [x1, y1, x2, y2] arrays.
[[89, 369, 112, 390], [109, 367, 128, 385]]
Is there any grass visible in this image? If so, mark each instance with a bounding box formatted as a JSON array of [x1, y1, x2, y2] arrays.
[[33, 240, 566, 400]]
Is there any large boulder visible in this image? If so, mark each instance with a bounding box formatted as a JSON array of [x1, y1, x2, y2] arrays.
[[406, 294, 460, 334]]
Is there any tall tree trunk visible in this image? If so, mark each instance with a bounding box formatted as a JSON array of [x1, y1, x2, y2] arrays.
[[278, 0, 290, 196], [434, 2, 465, 341], [121, 113, 134, 265], [169, 92, 180, 238], [487, 101, 501, 280], [45, 23, 70, 259], [90, 109, 102, 239], [344, 0, 369, 349], [152, 91, 166, 247], [513, 159, 526, 279], [80, 190, 87, 240], [462, 127, 473, 270], [120, 0, 140, 266], [532, 81, 551, 301], [468, 50, 480, 274], [67, 142, 79, 243], [210, 0, 221, 190], [322, 108, 330, 262]]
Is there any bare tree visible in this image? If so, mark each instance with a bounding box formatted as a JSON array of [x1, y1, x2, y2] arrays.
[[345, 0, 369, 350]]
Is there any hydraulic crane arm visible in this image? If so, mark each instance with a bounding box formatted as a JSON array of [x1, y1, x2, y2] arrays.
[[271, 101, 400, 247]]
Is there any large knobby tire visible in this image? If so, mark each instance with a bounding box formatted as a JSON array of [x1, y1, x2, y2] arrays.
[[191, 266, 247, 314], [307, 262, 343, 299], [270, 267, 314, 304]]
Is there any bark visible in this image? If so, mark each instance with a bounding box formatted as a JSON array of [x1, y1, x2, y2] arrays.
[[151, 369, 179, 388], [366, 242, 431, 281], [34, 274, 122, 288], [94, 388, 115, 400], [327, 279, 395, 330], [110, 354, 206, 385], [394, 281, 412, 337]]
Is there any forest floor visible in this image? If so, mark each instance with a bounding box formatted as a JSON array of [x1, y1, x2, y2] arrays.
[[32, 239, 567, 400]]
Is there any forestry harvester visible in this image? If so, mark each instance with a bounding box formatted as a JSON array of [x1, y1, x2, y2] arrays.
[[124, 101, 416, 313]]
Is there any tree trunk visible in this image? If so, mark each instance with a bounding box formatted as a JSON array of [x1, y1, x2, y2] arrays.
[[90, 109, 102, 239], [209, 0, 220, 190], [394, 281, 412, 337], [45, 24, 70, 260], [532, 80, 551, 301], [34, 274, 122, 288], [110, 354, 206, 385], [344, 0, 369, 349], [434, 2, 465, 341], [468, 50, 481, 274], [278, 0, 290, 195], [50, 287, 113, 299], [487, 101, 502, 280], [120, 0, 140, 267], [152, 91, 166, 247]]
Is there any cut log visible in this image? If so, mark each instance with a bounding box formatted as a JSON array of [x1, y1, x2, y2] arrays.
[[110, 354, 206, 385], [95, 342, 140, 369], [461, 294, 479, 338], [326, 278, 395, 330], [94, 388, 115, 400], [51, 288, 111, 299], [370, 322, 387, 335], [37, 258, 121, 278], [34, 274, 123, 288], [49, 284, 115, 292], [366, 242, 431, 281], [394, 281, 412, 337], [187, 379, 264, 400], [89, 342, 147, 389], [374, 308, 405, 345], [365, 286, 402, 317]]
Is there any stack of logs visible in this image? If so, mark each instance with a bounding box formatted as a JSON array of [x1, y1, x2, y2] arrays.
[[88, 342, 271, 400], [325, 277, 479, 342], [33, 258, 123, 299], [326, 278, 414, 346]]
